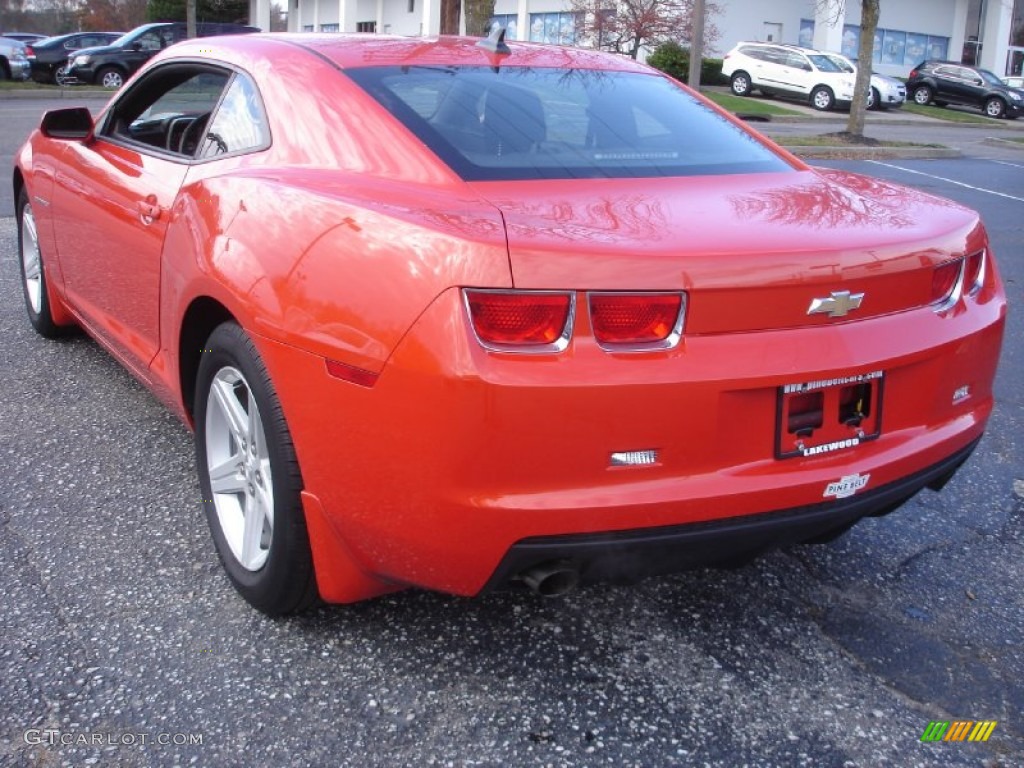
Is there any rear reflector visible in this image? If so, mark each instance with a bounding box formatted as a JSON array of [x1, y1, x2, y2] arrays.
[[464, 290, 573, 352], [326, 359, 379, 387], [589, 292, 685, 349], [931, 258, 963, 309], [963, 250, 985, 296]]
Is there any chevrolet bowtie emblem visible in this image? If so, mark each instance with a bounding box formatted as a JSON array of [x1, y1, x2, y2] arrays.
[[807, 290, 864, 318]]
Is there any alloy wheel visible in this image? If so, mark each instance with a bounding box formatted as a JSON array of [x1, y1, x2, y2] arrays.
[[20, 202, 42, 314], [205, 366, 274, 572]]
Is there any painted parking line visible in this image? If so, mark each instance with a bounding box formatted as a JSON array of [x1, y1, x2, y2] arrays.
[[983, 158, 1024, 171], [866, 160, 1024, 203]]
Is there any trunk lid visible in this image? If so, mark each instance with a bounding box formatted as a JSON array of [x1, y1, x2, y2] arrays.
[[470, 169, 983, 334]]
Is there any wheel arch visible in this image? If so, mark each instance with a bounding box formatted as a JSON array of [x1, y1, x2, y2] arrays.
[[178, 296, 236, 421], [13, 166, 24, 210]]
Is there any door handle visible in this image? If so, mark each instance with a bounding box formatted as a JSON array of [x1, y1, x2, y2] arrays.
[[137, 199, 161, 224]]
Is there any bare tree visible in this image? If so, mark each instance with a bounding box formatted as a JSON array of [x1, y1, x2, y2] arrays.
[[847, 0, 879, 136], [570, 0, 719, 60], [815, 0, 880, 137]]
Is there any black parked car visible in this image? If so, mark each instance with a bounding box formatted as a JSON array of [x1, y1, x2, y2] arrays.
[[25, 32, 123, 84], [907, 60, 1023, 119], [66, 21, 259, 89]]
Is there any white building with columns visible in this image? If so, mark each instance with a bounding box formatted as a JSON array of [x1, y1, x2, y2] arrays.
[[246, 0, 1024, 78]]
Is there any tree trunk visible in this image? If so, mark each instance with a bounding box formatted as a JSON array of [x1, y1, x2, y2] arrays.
[[687, 0, 705, 90], [464, 0, 495, 37], [846, 0, 879, 136], [440, 0, 461, 34], [186, 0, 196, 38]]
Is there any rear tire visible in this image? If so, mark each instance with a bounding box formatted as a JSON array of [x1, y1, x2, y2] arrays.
[[194, 322, 319, 615], [730, 71, 752, 97], [54, 64, 72, 86], [912, 85, 933, 105]]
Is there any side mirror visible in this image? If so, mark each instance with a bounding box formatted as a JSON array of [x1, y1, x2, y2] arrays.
[[40, 107, 94, 140]]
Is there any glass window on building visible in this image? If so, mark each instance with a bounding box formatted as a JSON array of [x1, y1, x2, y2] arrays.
[[928, 36, 949, 60], [320, 23, 340, 32], [904, 33, 927, 66], [881, 29, 906, 64], [529, 12, 577, 44], [798, 19, 814, 48], [488, 14, 519, 41], [841, 24, 860, 59]]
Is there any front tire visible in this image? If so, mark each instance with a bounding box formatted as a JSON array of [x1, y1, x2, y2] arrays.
[[97, 66, 124, 89], [810, 86, 835, 111], [984, 97, 1006, 118], [54, 64, 72, 86], [16, 187, 63, 338], [730, 71, 752, 96], [194, 322, 318, 615], [867, 87, 879, 110]]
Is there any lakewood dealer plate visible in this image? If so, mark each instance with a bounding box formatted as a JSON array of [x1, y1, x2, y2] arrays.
[[775, 371, 884, 459]]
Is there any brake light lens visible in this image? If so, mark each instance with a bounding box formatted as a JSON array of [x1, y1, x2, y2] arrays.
[[589, 292, 685, 349], [963, 250, 985, 296], [931, 258, 962, 309], [464, 290, 573, 352], [24, 45, 35, 58], [909, 69, 918, 78]]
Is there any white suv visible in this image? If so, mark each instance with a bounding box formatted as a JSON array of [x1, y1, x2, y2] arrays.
[[722, 42, 856, 111]]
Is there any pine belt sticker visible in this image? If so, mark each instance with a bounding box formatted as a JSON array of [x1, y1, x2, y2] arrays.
[[824, 473, 870, 499]]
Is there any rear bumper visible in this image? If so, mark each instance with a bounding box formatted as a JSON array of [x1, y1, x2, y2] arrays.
[[483, 437, 979, 591], [7, 58, 31, 80], [253, 276, 1005, 599]]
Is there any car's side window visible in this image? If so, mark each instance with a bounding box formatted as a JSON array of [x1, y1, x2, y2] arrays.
[[198, 74, 271, 160], [785, 53, 809, 71], [135, 31, 164, 52], [102, 65, 231, 159], [742, 46, 771, 63]]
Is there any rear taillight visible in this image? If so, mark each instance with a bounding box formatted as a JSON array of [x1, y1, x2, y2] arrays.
[[589, 292, 685, 350], [963, 250, 986, 296], [464, 289, 573, 352], [24, 46, 35, 58], [909, 69, 918, 78], [931, 257, 963, 310]]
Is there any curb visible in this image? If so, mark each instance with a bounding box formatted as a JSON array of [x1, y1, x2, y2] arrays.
[[783, 145, 962, 159], [745, 113, 1020, 129], [0, 88, 111, 101], [981, 136, 1024, 150]]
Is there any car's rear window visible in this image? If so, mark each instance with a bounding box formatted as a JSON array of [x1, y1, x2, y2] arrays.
[[346, 66, 792, 181]]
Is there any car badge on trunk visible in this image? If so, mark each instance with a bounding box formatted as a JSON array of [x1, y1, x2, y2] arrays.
[[807, 290, 864, 318]]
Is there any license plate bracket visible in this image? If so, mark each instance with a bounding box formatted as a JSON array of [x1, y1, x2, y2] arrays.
[[775, 372, 884, 459]]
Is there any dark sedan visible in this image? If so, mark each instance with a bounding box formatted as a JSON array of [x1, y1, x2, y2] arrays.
[[25, 32, 122, 84], [907, 60, 1023, 118]]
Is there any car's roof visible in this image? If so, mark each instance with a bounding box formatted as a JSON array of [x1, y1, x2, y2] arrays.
[[170, 33, 655, 73]]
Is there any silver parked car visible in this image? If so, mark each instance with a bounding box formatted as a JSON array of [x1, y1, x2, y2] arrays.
[[0, 36, 32, 81], [824, 51, 906, 110]]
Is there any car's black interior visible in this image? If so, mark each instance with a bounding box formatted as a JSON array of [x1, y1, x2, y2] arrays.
[[104, 64, 229, 159]]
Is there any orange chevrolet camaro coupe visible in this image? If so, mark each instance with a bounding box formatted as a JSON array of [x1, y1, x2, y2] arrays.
[[14, 32, 1006, 614]]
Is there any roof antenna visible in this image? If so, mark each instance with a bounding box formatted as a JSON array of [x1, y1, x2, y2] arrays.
[[477, 25, 511, 55]]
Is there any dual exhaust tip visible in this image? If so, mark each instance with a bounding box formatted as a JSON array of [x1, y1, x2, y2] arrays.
[[518, 560, 580, 597]]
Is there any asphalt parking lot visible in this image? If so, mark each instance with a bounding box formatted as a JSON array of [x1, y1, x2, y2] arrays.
[[0, 99, 1022, 766]]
